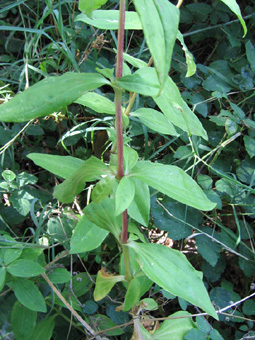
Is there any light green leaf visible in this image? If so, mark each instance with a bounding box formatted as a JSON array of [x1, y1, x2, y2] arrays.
[[11, 301, 37, 340], [152, 311, 195, 340], [75, 92, 118, 115], [140, 298, 158, 311], [0, 72, 109, 122], [48, 268, 71, 284], [53, 156, 110, 203], [70, 215, 108, 254], [12, 278, 47, 312], [9, 190, 34, 216], [94, 268, 125, 301], [130, 161, 216, 211], [84, 198, 121, 239], [75, 10, 142, 30], [220, 0, 247, 36], [79, 0, 108, 18], [0, 267, 6, 291], [131, 108, 178, 136], [123, 277, 140, 311], [177, 31, 196, 77], [128, 178, 150, 226], [128, 241, 218, 319], [27, 154, 84, 179], [122, 51, 147, 69], [123, 146, 139, 174], [4, 248, 22, 266], [27, 316, 56, 340], [153, 74, 208, 140], [92, 175, 115, 204], [2, 169, 16, 182], [7, 259, 45, 277], [116, 67, 160, 96], [115, 176, 135, 216]]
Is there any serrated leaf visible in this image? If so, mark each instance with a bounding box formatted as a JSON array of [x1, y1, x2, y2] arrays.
[[127, 241, 218, 319], [75, 10, 142, 30], [11, 301, 37, 340], [79, 0, 108, 18], [133, 0, 179, 89], [128, 179, 150, 226], [7, 259, 45, 277], [70, 215, 108, 254], [94, 268, 125, 301], [131, 108, 178, 136], [115, 176, 135, 216], [131, 161, 216, 211], [12, 278, 47, 312], [220, 0, 247, 36], [0, 73, 109, 122]]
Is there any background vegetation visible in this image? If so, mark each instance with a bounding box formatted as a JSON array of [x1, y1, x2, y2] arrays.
[[0, 0, 255, 339]]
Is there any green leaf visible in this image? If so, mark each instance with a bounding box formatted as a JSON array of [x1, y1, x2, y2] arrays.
[[27, 153, 84, 179], [116, 67, 160, 96], [220, 0, 247, 36], [7, 259, 45, 277], [27, 316, 56, 340], [84, 198, 121, 239], [133, 0, 179, 89], [244, 135, 255, 158], [177, 31, 196, 77], [70, 215, 108, 254], [0, 72, 109, 122], [210, 329, 225, 340], [0, 267, 6, 291], [152, 311, 196, 340], [122, 51, 147, 69], [196, 232, 222, 267], [123, 277, 141, 311], [12, 278, 47, 312], [115, 176, 135, 216], [48, 268, 71, 284], [140, 298, 158, 311], [93, 315, 124, 336], [153, 74, 208, 140], [79, 0, 108, 18], [75, 92, 118, 115], [11, 301, 37, 340], [75, 10, 142, 30], [123, 146, 139, 174], [131, 161, 216, 211], [184, 328, 208, 340], [53, 156, 110, 203], [2, 169, 16, 182], [92, 175, 115, 204], [242, 299, 255, 315], [128, 178, 150, 226], [9, 190, 34, 216], [131, 108, 178, 136], [245, 40, 255, 74], [94, 268, 125, 301], [127, 241, 218, 319], [4, 248, 22, 266]]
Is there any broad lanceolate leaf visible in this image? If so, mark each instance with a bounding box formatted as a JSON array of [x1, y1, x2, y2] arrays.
[[79, 0, 108, 18], [12, 278, 47, 312], [128, 178, 150, 226], [152, 311, 196, 340], [75, 92, 118, 115], [0, 72, 110, 122], [7, 259, 45, 277], [128, 241, 218, 319], [11, 301, 37, 340], [123, 146, 139, 174], [133, 0, 179, 89], [75, 10, 142, 30], [53, 156, 110, 203], [27, 316, 56, 340], [94, 268, 125, 301], [115, 176, 135, 216], [131, 108, 178, 136], [70, 215, 108, 254], [84, 198, 121, 240], [27, 153, 84, 179], [220, 0, 247, 36], [130, 161, 216, 211]]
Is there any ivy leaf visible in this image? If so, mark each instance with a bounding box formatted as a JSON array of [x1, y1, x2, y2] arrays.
[[79, 0, 108, 18]]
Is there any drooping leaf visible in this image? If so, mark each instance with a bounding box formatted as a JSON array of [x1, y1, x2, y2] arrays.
[[27, 153, 84, 179], [84, 198, 121, 239], [128, 178, 150, 226], [220, 0, 247, 36], [0, 72, 109, 122], [131, 108, 178, 136], [70, 215, 108, 254], [127, 241, 218, 319], [133, 0, 179, 89], [53, 156, 110, 203], [115, 176, 135, 216], [152, 311, 196, 340], [12, 278, 47, 312], [75, 10, 142, 30], [11, 301, 37, 340], [130, 161, 216, 211], [79, 0, 108, 18], [7, 259, 45, 277], [177, 31, 196, 77], [94, 268, 125, 301], [27, 316, 56, 340], [75, 92, 118, 115]]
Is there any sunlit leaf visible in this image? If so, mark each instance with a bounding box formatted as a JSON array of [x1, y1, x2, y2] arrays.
[[79, 0, 108, 18], [94, 268, 125, 301]]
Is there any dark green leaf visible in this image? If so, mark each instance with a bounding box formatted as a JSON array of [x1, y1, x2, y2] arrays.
[[0, 267, 6, 291], [196, 233, 222, 267], [93, 315, 124, 336], [242, 299, 255, 315], [48, 268, 71, 284], [184, 328, 207, 340], [27, 316, 56, 340], [7, 259, 45, 277], [83, 300, 98, 314], [11, 301, 37, 340], [243, 136, 255, 158]]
